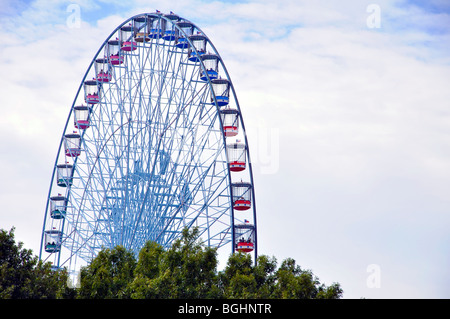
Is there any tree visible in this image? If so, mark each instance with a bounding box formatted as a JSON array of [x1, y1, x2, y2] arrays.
[[273, 258, 343, 299], [1, 226, 343, 299], [274, 258, 318, 298], [128, 228, 221, 299], [219, 252, 256, 298], [219, 253, 342, 299], [252, 254, 278, 298], [77, 227, 343, 299], [0, 227, 70, 299], [161, 227, 220, 298], [78, 245, 136, 299], [127, 240, 168, 299]]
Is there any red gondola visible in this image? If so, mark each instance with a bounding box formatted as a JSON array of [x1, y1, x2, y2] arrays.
[[234, 223, 255, 253], [227, 143, 246, 172], [236, 241, 254, 253], [220, 108, 239, 137], [232, 182, 252, 211]]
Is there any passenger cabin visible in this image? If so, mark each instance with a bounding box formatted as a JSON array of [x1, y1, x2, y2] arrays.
[[176, 22, 194, 49], [237, 240, 254, 253], [234, 223, 255, 253], [56, 164, 73, 187], [84, 80, 100, 104], [200, 54, 219, 81], [188, 34, 206, 62], [149, 16, 164, 39], [226, 143, 246, 172], [95, 58, 111, 83], [74, 106, 91, 130], [106, 40, 124, 65], [232, 182, 252, 211], [64, 133, 81, 157], [220, 108, 239, 137], [211, 78, 230, 106], [50, 196, 67, 219], [120, 24, 137, 51], [134, 16, 149, 42], [44, 230, 62, 253], [162, 13, 179, 41]]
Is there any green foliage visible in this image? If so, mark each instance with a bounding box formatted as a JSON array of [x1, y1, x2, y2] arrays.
[[79, 227, 343, 299], [217, 253, 342, 299], [128, 228, 221, 299], [0, 226, 343, 299], [78, 245, 136, 299], [0, 227, 70, 299]]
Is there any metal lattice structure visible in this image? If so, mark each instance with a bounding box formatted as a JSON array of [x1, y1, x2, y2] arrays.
[[39, 11, 257, 275]]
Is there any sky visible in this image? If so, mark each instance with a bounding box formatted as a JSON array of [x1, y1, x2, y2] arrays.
[[1, 0, 450, 298]]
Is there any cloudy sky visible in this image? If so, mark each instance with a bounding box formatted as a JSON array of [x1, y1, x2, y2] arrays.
[[1, 0, 450, 298]]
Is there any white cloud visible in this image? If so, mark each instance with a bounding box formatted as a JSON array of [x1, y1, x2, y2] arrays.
[[1, 0, 450, 298]]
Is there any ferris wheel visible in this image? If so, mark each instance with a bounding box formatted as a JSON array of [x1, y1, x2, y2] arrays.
[[39, 11, 257, 274]]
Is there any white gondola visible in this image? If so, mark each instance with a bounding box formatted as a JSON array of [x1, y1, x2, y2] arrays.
[[162, 13, 179, 41], [211, 78, 230, 106], [134, 16, 150, 42], [232, 182, 252, 211], [49, 196, 67, 219], [56, 164, 73, 187], [188, 34, 206, 62], [220, 108, 239, 137], [64, 133, 81, 157], [226, 142, 246, 172], [95, 58, 112, 83], [200, 54, 219, 81], [149, 15, 164, 39], [176, 21, 194, 49], [120, 24, 137, 51], [106, 39, 124, 65], [44, 230, 62, 253], [73, 105, 91, 130], [84, 80, 101, 104], [234, 223, 255, 253]]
